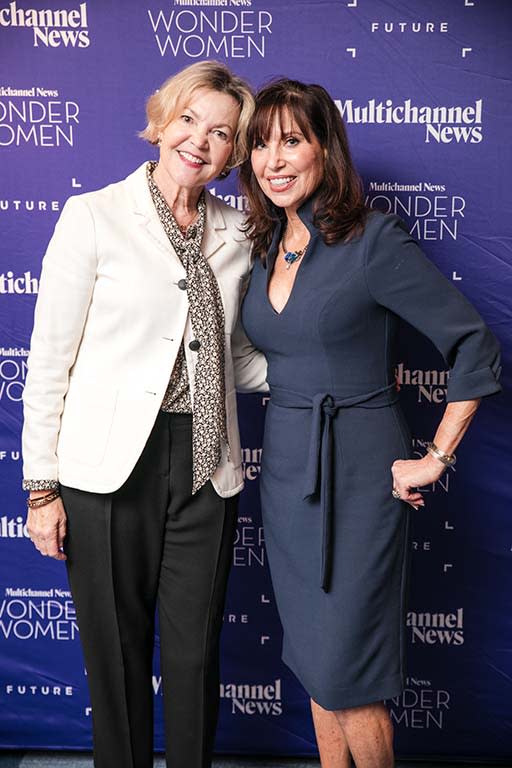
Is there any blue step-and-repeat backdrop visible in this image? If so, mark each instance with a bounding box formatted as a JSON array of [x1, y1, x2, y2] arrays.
[[1, 0, 511, 760]]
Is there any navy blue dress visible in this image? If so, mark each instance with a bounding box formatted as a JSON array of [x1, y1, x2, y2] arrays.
[[241, 200, 501, 711]]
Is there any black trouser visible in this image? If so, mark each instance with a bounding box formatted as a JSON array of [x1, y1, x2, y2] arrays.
[[62, 412, 238, 768]]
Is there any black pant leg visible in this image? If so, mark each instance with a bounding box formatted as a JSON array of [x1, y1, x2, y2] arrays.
[[62, 412, 170, 768], [157, 414, 238, 768]]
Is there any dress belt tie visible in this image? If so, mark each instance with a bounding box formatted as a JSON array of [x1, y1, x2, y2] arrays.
[[269, 382, 398, 592]]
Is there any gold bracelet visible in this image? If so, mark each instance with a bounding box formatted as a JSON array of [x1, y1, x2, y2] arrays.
[[426, 442, 456, 467], [27, 489, 61, 509]]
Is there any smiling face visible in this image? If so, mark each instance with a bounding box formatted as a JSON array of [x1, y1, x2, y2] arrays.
[[153, 87, 241, 198], [250, 108, 324, 215]]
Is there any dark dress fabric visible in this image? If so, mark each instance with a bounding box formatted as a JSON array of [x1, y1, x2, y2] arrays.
[[241, 202, 501, 711]]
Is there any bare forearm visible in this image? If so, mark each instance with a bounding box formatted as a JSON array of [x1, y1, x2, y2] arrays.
[[393, 398, 481, 507], [431, 398, 481, 456]]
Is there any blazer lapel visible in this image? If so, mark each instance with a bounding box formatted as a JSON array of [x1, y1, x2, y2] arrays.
[[203, 190, 226, 260], [127, 165, 227, 265], [128, 163, 185, 272]]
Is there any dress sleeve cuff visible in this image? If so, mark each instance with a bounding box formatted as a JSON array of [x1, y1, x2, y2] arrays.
[[22, 479, 60, 491], [446, 365, 502, 403]]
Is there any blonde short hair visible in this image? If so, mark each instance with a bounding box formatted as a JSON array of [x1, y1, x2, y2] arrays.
[[140, 61, 254, 172]]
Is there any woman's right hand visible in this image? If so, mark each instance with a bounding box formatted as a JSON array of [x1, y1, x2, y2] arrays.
[[27, 494, 67, 561]]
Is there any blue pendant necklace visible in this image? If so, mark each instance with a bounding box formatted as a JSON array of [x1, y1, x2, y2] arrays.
[[282, 231, 309, 270]]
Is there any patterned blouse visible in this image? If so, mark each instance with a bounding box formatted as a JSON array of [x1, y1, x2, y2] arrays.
[[147, 162, 228, 494]]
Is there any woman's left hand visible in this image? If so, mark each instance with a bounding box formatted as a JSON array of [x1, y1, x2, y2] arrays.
[[391, 455, 446, 509]]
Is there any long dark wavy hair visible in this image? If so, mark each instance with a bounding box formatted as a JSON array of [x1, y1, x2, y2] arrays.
[[240, 79, 368, 259]]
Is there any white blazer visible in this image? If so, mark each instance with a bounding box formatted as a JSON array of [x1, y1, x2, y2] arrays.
[[22, 162, 267, 497]]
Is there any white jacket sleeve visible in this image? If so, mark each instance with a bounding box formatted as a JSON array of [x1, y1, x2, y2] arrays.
[[231, 267, 268, 395], [22, 196, 98, 481]]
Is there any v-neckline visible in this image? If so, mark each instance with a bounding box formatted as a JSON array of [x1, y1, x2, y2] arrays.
[[264, 195, 319, 316], [266, 246, 307, 316]]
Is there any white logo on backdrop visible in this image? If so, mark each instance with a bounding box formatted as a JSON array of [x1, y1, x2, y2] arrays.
[[174, 0, 254, 6], [0, 91, 79, 148], [370, 21, 448, 34], [0, 2, 90, 47], [148, 8, 272, 58], [220, 678, 283, 716], [233, 521, 265, 567], [0, 347, 28, 357], [5, 683, 74, 696], [223, 611, 249, 625], [1, 587, 79, 641], [388, 676, 451, 730], [0, 272, 39, 294], [0, 196, 61, 213], [0, 516, 29, 539], [0, 450, 21, 462], [0, 354, 28, 403], [407, 609, 464, 646], [209, 187, 247, 213], [336, 99, 483, 144], [366, 182, 466, 242], [241, 446, 261, 482], [395, 363, 449, 405]]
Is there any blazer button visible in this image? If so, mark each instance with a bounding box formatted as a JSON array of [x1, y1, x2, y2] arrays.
[[178, 279, 187, 290], [189, 339, 201, 352]]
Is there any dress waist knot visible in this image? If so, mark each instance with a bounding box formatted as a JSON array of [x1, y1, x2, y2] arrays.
[[269, 382, 398, 592]]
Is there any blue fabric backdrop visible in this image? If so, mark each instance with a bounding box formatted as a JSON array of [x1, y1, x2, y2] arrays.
[[1, 0, 511, 759]]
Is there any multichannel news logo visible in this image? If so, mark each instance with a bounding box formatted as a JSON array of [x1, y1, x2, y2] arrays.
[[221, 678, 282, 716], [0, 2, 90, 47], [0, 516, 29, 539], [336, 99, 483, 144], [241, 446, 261, 482], [407, 609, 464, 646], [209, 186, 247, 213], [395, 363, 449, 404], [0, 272, 39, 294], [147, 6, 272, 58]]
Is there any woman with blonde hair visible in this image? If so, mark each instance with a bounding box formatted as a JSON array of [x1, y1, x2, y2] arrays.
[[22, 61, 266, 768]]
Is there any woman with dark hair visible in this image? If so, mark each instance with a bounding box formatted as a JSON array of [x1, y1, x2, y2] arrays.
[[240, 80, 501, 767]]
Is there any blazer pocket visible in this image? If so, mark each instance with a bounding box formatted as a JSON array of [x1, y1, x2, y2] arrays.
[[57, 380, 118, 467]]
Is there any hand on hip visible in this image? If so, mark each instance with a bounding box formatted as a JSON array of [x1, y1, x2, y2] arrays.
[[391, 455, 445, 509]]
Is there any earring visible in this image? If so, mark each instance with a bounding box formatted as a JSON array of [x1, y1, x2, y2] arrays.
[[157, 135, 162, 147], [218, 166, 231, 180]]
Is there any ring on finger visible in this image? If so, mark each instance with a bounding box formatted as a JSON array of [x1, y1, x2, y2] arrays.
[[392, 488, 401, 500]]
